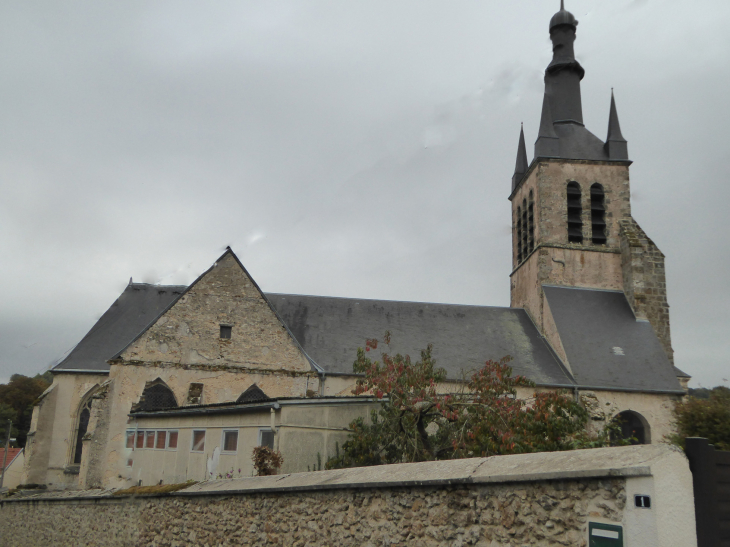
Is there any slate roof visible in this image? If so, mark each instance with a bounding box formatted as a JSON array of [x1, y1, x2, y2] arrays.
[[52, 283, 185, 373], [542, 285, 683, 393], [264, 294, 574, 387], [50, 280, 683, 394]]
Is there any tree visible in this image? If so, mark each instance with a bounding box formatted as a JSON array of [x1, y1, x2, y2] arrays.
[[327, 334, 615, 469], [669, 386, 730, 450], [252, 446, 284, 476], [0, 374, 51, 448]]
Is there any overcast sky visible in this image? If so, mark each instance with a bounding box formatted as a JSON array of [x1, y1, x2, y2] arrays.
[[1, 0, 729, 388]]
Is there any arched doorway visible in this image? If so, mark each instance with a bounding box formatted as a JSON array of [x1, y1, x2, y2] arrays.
[[610, 411, 650, 445]]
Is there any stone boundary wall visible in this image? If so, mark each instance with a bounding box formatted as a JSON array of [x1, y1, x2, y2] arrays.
[[0, 479, 624, 546], [0, 445, 696, 547]]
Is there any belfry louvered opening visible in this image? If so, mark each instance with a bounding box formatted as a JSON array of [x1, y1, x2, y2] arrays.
[[566, 182, 583, 243], [527, 191, 535, 253], [521, 198, 528, 258], [516, 205, 523, 263], [590, 183, 607, 245]]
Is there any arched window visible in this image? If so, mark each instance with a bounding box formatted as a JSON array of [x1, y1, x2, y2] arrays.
[[528, 190, 535, 253], [516, 205, 523, 263], [610, 411, 650, 445], [72, 402, 91, 464], [71, 387, 98, 465], [567, 182, 583, 243], [590, 183, 607, 245], [135, 379, 178, 411], [237, 384, 270, 403]]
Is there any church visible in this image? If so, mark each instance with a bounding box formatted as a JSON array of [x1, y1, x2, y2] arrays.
[[23, 3, 688, 490]]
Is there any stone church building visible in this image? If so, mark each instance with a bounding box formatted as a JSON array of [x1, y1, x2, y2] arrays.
[[23, 4, 688, 490]]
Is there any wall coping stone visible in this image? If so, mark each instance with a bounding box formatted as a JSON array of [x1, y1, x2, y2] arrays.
[[2, 444, 680, 505]]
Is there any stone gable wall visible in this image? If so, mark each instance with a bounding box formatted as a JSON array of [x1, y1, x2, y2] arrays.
[[122, 253, 310, 372]]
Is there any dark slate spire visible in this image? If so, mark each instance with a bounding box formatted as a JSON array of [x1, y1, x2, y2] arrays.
[[546, 1, 584, 125], [535, 93, 560, 158], [605, 89, 629, 160], [512, 124, 529, 191]]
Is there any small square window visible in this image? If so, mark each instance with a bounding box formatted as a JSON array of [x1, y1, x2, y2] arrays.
[[168, 431, 178, 449], [156, 431, 167, 449], [145, 431, 155, 449], [126, 431, 135, 449], [223, 430, 238, 453], [135, 432, 145, 449], [187, 383, 204, 405], [259, 429, 275, 449], [127, 458, 133, 468], [192, 430, 206, 452], [220, 325, 232, 339]]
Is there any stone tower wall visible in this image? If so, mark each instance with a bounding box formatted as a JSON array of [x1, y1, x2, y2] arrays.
[[619, 218, 674, 364], [510, 159, 631, 330]]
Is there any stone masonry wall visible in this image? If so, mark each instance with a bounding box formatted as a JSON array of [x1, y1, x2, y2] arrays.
[[619, 218, 673, 364], [121, 252, 310, 373], [0, 478, 626, 547]]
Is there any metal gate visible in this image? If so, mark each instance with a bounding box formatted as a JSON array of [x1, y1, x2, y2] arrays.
[[685, 437, 730, 546]]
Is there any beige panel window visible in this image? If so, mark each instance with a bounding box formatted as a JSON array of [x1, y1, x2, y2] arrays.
[[135, 431, 145, 449], [156, 431, 167, 449], [222, 430, 238, 453], [168, 431, 178, 450], [145, 431, 155, 449], [192, 430, 206, 452], [259, 429, 275, 449], [126, 431, 135, 449]]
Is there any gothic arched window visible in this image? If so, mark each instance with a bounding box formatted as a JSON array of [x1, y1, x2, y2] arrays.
[[71, 388, 98, 465], [516, 205, 523, 263], [590, 183, 607, 245], [610, 411, 650, 445], [567, 182, 583, 243], [528, 190, 535, 253], [135, 379, 178, 411]]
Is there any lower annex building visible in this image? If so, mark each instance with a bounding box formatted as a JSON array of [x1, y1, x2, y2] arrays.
[[23, 3, 689, 490]]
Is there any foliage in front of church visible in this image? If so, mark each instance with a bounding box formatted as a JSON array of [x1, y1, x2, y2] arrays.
[[327, 334, 619, 469], [669, 386, 730, 450]]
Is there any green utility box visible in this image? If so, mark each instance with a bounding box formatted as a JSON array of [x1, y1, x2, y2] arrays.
[[588, 522, 623, 547]]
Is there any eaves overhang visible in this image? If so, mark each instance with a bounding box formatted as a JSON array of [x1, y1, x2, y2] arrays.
[[129, 396, 379, 419]]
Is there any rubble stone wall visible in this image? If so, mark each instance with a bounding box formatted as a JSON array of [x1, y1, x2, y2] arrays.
[[0, 478, 626, 547], [619, 218, 674, 364]]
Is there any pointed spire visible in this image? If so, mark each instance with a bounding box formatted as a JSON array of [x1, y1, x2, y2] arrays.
[[561, 0, 564, 10], [512, 124, 529, 191], [606, 89, 625, 142], [535, 94, 560, 158], [605, 89, 629, 160]]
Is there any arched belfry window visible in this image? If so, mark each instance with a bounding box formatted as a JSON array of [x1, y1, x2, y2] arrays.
[[134, 379, 178, 411], [527, 190, 535, 253], [516, 205, 523, 263], [71, 386, 98, 465], [566, 182, 583, 243], [610, 411, 650, 446], [590, 183, 607, 245]]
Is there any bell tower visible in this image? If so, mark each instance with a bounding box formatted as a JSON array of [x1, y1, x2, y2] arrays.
[[508, 2, 674, 364]]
